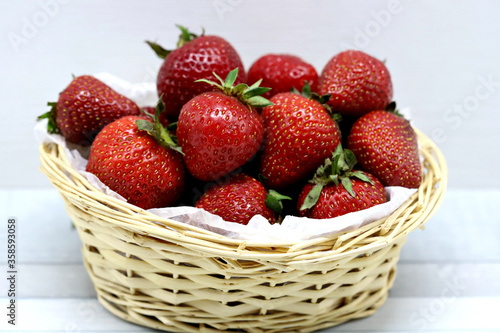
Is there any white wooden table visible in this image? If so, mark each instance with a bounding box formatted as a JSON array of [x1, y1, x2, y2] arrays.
[[1, 188, 499, 332]]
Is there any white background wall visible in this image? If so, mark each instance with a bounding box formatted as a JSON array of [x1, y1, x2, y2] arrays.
[[1, 0, 499, 189]]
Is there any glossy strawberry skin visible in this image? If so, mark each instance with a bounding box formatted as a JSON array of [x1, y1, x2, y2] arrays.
[[297, 171, 386, 219], [247, 54, 318, 99], [318, 50, 393, 117], [86, 115, 185, 210], [56, 75, 140, 145], [347, 111, 422, 188], [157, 35, 245, 119], [259, 93, 341, 189], [177, 91, 264, 181], [195, 174, 275, 225]]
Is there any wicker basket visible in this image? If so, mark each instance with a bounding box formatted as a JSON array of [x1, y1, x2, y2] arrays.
[[39, 128, 447, 333]]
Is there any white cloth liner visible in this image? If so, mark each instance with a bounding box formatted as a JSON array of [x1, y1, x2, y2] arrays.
[[35, 73, 417, 242]]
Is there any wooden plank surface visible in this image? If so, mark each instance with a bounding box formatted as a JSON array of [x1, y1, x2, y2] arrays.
[[1, 298, 499, 332]]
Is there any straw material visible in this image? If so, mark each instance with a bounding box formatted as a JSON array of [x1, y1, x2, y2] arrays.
[[39, 128, 447, 332]]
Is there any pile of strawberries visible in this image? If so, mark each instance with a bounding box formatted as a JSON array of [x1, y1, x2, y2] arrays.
[[39, 25, 422, 225]]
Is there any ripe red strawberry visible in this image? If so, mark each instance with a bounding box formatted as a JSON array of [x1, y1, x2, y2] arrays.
[[247, 54, 318, 99], [298, 144, 387, 219], [347, 110, 422, 188], [38, 75, 140, 145], [147, 25, 246, 119], [177, 68, 270, 181], [86, 101, 185, 210], [259, 84, 341, 189], [318, 50, 393, 117], [195, 174, 289, 225]]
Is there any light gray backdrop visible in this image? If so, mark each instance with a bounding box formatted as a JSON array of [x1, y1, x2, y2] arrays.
[[2, 0, 499, 189]]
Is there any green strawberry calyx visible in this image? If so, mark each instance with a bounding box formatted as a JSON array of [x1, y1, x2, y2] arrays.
[[291, 82, 341, 123], [38, 102, 60, 134], [146, 25, 205, 59], [291, 81, 331, 105], [196, 68, 273, 108], [136, 98, 183, 155], [299, 144, 374, 211], [265, 189, 292, 217]]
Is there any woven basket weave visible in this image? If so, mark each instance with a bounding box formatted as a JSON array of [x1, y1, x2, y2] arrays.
[[39, 128, 447, 333]]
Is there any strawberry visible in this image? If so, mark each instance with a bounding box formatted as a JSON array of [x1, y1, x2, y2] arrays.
[[176, 68, 271, 181], [298, 144, 387, 219], [147, 25, 246, 119], [38, 75, 140, 145], [259, 84, 341, 189], [347, 110, 422, 188], [318, 50, 393, 117], [247, 54, 318, 99], [86, 101, 185, 210], [195, 173, 290, 225]]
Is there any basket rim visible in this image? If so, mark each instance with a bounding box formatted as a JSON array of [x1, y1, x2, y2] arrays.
[[39, 127, 448, 259]]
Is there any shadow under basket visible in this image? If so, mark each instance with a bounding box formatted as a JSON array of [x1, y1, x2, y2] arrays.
[[39, 128, 447, 333]]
